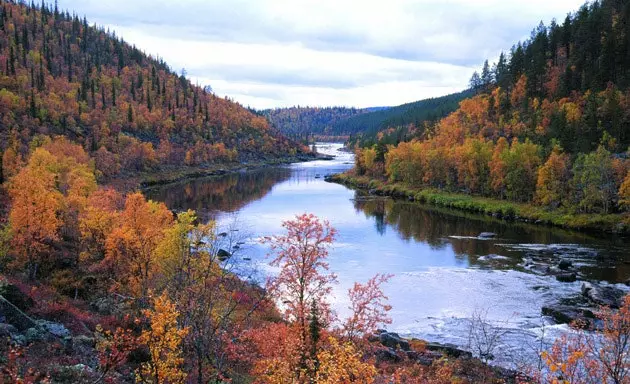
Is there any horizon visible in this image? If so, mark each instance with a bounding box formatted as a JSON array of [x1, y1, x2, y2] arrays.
[[59, 0, 586, 109]]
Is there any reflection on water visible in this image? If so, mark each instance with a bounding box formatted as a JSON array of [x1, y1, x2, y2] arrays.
[[353, 195, 630, 281], [146, 168, 291, 222]]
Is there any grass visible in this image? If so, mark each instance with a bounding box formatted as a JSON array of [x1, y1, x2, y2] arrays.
[[327, 173, 629, 234]]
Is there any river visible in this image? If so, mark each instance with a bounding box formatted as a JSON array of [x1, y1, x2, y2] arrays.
[[146, 142, 630, 369]]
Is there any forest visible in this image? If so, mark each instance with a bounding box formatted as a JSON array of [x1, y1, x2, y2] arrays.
[[261, 106, 368, 142], [0, 0, 306, 185], [353, 0, 630, 222]]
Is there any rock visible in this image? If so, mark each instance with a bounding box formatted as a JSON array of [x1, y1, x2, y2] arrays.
[[581, 282, 625, 308], [0, 283, 34, 311], [379, 332, 410, 351], [218, 232, 228, 237], [416, 355, 434, 366], [556, 273, 577, 283], [375, 348, 401, 363], [478, 232, 497, 239], [425, 342, 472, 359], [90, 297, 116, 315], [0, 296, 37, 331], [367, 333, 380, 343], [217, 249, 231, 261], [37, 320, 70, 338], [0, 323, 18, 339], [558, 259, 573, 270], [25, 327, 46, 342], [542, 305, 595, 325]]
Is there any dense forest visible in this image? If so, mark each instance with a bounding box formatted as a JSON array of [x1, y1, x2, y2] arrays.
[[0, 0, 305, 184], [355, 0, 630, 219], [343, 90, 474, 147], [261, 106, 368, 141]]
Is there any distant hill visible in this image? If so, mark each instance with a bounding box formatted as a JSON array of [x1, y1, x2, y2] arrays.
[[343, 90, 474, 147], [262, 92, 470, 145], [0, 1, 304, 181], [261, 106, 368, 140]]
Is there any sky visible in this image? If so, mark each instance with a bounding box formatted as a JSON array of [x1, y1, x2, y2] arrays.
[[57, 0, 588, 110]]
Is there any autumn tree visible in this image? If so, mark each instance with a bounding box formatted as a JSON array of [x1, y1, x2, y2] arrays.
[[315, 337, 377, 384], [343, 274, 393, 343], [137, 292, 189, 384], [541, 294, 630, 384], [535, 145, 571, 208], [619, 171, 630, 210], [263, 213, 337, 381], [101, 192, 173, 301], [8, 148, 62, 279], [571, 145, 617, 213]]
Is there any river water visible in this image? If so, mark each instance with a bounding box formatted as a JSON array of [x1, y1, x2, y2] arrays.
[[146, 143, 630, 368]]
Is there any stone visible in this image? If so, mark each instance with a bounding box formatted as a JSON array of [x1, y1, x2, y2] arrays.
[[556, 273, 577, 283], [0, 283, 34, 311], [558, 259, 573, 270], [37, 320, 71, 338], [581, 282, 625, 308], [379, 332, 410, 351], [0, 323, 18, 339], [217, 249, 231, 261], [425, 342, 472, 359], [542, 305, 595, 325], [375, 348, 401, 363]]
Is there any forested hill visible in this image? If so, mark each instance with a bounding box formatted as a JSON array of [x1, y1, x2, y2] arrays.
[[261, 106, 368, 140], [356, 0, 630, 217], [344, 90, 474, 147], [261, 91, 471, 145], [0, 0, 304, 182]]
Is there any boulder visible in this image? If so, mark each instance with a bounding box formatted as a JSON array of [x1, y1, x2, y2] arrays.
[[0, 323, 18, 339], [217, 249, 231, 261], [0, 284, 34, 311], [379, 332, 410, 351], [478, 232, 497, 239], [542, 305, 595, 325], [375, 348, 401, 363], [581, 282, 625, 308], [0, 296, 37, 331], [558, 259, 573, 271], [37, 320, 71, 338], [425, 342, 472, 359], [556, 273, 577, 283]]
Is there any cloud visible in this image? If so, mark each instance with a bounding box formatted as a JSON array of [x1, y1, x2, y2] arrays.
[[57, 0, 588, 108]]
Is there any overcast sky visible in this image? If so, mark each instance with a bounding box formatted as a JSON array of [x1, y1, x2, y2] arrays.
[[57, 0, 587, 109]]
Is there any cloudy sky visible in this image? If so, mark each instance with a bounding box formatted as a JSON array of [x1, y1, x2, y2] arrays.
[[57, 0, 587, 109]]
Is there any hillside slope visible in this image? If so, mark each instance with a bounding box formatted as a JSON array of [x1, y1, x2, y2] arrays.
[[342, 90, 474, 147], [0, 0, 305, 182], [354, 0, 630, 219]]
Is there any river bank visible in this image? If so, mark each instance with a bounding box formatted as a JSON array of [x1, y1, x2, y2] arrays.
[[326, 172, 630, 235], [104, 152, 333, 192]]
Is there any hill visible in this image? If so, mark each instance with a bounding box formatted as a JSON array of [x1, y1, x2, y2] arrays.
[[261, 106, 367, 141], [0, 0, 305, 183], [353, 0, 630, 219], [343, 90, 474, 147]]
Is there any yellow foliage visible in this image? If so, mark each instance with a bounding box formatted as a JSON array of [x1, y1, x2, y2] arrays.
[[315, 337, 376, 384], [137, 292, 189, 384]]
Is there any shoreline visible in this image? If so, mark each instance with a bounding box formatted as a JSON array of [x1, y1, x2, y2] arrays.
[[326, 172, 630, 235], [104, 153, 334, 192]]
